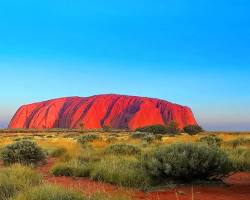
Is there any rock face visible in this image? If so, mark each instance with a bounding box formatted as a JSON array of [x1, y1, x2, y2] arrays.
[[9, 94, 197, 130]]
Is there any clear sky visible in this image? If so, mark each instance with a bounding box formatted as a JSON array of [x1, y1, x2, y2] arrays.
[[0, 0, 250, 130]]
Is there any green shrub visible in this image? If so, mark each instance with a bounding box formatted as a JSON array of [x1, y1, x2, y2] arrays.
[[105, 144, 141, 155], [52, 160, 91, 177], [143, 143, 233, 181], [130, 132, 148, 139], [0, 165, 42, 200], [136, 125, 167, 134], [198, 135, 222, 147], [183, 125, 203, 135], [139, 134, 163, 143], [13, 184, 84, 200], [91, 155, 150, 188], [131, 132, 162, 141], [1, 140, 46, 165], [136, 122, 180, 135], [229, 147, 250, 171], [77, 134, 100, 144], [52, 164, 74, 176], [142, 135, 155, 143]]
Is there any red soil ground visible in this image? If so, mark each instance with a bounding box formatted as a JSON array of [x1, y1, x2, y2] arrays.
[[38, 158, 250, 200]]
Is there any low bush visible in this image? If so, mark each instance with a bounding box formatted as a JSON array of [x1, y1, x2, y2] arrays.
[[0, 165, 42, 200], [140, 134, 163, 143], [136, 125, 167, 134], [1, 140, 46, 165], [136, 122, 180, 135], [183, 125, 203, 135], [52, 159, 91, 177], [143, 143, 233, 182], [91, 155, 150, 188], [105, 143, 141, 155], [142, 135, 155, 143], [198, 135, 223, 147], [52, 164, 74, 176], [13, 184, 84, 200], [130, 132, 148, 139], [77, 134, 100, 144]]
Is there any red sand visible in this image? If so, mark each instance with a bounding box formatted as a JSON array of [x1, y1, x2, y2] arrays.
[[9, 94, 197, 130], [39, 158, 250, 200]]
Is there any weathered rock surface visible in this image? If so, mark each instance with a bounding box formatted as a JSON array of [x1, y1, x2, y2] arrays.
[[9, 94, 197, 130]]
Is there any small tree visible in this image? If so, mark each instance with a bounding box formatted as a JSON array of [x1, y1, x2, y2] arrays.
[[184, 124, 203, 135], [166, 121, 180, 135]]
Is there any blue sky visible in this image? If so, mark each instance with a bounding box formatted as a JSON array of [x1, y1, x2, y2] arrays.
[[0, 0, 250, 130]]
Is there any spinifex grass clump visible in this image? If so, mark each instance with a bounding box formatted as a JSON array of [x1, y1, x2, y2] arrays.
[[0, 165, 42, 200], [49, 147, 67, 157], [14, 184, 132, 200], [13, 184, 84, 200], [143, 143, 233, 182], [130, 132, 148, 139], [52, 159, 91, 177], [105, 143, 141, 155], [77, 134, 101, 144], [1, 140, 45, 165], [227, 137, 250, 148], [142, 135, 155, 144], [132, 133, 162, 143], [198, 134, 223, 147], [229, 147, 250, 171], [91, 155, 150, 189], [106, 136, 118, 143]]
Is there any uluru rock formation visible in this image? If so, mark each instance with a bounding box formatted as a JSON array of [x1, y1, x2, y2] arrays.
[[9, 94, 197, 130]]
